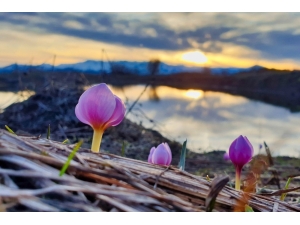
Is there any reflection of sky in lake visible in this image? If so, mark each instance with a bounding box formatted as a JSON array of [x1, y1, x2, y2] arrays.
[[109, 85, 300, 158], [0, 91, 35, 113]]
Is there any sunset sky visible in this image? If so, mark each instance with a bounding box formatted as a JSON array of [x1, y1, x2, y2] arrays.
[[0, 11, 300, 70]]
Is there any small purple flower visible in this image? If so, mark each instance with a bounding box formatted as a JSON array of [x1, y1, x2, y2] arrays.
[[229, 135, 254, 168], [148, 143, 172, 166], [229, 135, 254, 190], [75, 83, 126, 153], [223, 152, 230, 161]]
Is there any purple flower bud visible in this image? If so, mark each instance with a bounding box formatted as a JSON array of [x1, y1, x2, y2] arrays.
[[229, 135, 254, 190], [75, 83, 125, 152], [148, 143, 172, 166], [229, 135, 254, 169], [223, 152, 230, 161]]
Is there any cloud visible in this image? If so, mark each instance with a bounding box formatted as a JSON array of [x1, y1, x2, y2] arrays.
[[63, 20, 85, 30], [0, 12, 184, 50], [229, 31, 300, 60], [0, 13, 232, 53]]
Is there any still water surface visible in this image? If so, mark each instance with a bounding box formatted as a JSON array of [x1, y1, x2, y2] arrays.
[[0, 91, 35, 113], [1, 86, 300, 157], [109, 85, 300, 158]]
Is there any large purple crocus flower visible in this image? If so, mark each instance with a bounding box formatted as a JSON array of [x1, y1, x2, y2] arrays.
[[229, 135, 254, 190], [148, 143, 172, 166], [75, 83, 125, 153]]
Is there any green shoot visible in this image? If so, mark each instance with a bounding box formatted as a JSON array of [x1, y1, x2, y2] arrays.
[[178, 139, 187, 171], [47, 124, 50, 140], [121, 141, 128, 157], [245, 204, 254, 212], [5, 125, 15, 134], [62, 139, 69, 144], [41, 151, 49, 156], [205, 176, 229, 212], [280, 177, 292, 201], [59, 140, 83, 177], [206, 175, 210, 181]]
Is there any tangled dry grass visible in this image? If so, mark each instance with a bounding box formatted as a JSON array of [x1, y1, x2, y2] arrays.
[[0, 129, 300, 212]]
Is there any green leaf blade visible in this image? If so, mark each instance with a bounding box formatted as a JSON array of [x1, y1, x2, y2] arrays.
[[121, 141, 128, 157], [59, 140, 83, 177], [5, 125, 15, 134], [62, 139, 69, 144], [178, 139, 187, 171], [280, 177, 292, 201], [245, 204, 254, 212]]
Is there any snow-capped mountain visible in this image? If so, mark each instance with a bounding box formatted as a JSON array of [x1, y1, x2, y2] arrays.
[[0, 60, 266, 76]]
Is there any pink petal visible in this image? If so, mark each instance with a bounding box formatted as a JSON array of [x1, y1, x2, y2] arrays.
[[162, 142, 172, 165], [75, 84, 116, 129], [151, 143, 171, 165], [104, 96, 126, 129], [148, 147, 156, 163], [75, 103, 91, 126]]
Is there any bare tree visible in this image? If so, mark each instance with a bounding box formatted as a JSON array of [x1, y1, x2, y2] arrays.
[[147, 59, 161, 76], [202, 66, 212, 75]]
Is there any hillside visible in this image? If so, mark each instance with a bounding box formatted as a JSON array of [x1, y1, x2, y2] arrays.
[[0, 60, 266, 76]]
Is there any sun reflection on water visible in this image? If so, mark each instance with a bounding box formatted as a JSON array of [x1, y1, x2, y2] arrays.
[[184, 89, 204, 100]]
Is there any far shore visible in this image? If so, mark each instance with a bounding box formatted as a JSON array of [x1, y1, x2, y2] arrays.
[[2, 68, 300, 112]]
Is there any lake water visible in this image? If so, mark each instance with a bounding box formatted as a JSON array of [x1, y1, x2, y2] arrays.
[[0, 91, 35, 113], [108, 85, 300, 158], [1, 86, 300, 158]]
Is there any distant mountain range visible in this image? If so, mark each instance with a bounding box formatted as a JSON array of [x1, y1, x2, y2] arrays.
[[0, 60, 266, 76]]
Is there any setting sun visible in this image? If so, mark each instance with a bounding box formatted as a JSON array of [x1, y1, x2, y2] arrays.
[[182, 51, 207, 64], [184, 89, 204, 99]]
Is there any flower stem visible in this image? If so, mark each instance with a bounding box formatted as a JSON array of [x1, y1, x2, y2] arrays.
[[235, 166, 242, 190], [91, 129, 104, 153]]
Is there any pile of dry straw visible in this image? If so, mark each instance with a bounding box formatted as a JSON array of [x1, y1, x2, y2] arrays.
[[0, 129, 299, 212]]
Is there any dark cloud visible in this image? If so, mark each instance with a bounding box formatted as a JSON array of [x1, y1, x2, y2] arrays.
[[0, 13, 178, 50], [0, 12, 229, 52], [225, 31, 300, 60], [182, 26, 231, 42], [6, 12, 39, 16], [200, 42, 223, 53], [96, 15, 113, 26], [39, 23, 182, 50], [0, 13, 31, 26]]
